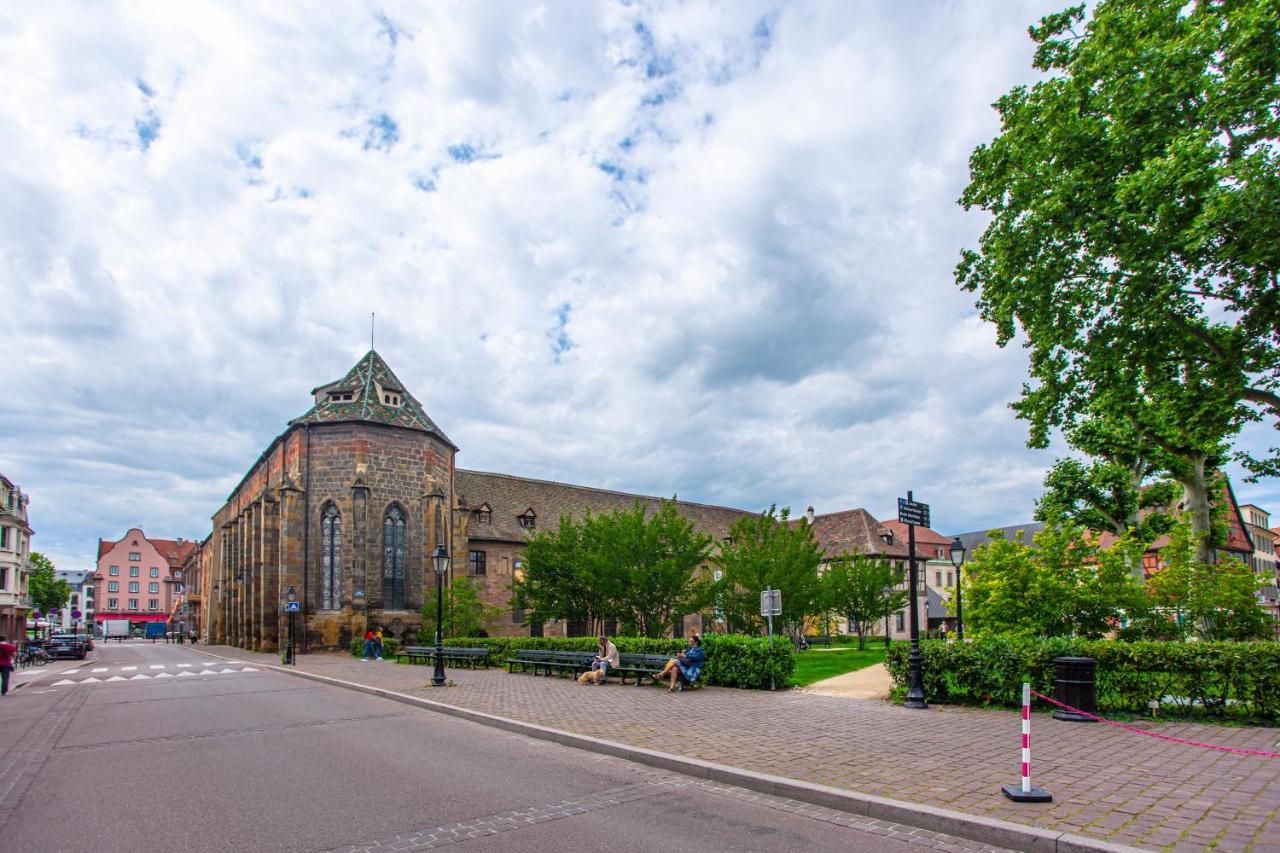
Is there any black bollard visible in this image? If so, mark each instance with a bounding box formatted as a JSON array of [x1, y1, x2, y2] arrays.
[[1052, 656, 1097, 722]]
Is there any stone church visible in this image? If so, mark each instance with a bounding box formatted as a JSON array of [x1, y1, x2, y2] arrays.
[[185, 350, 749, 652]]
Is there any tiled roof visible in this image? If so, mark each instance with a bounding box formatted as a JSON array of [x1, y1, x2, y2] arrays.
[[878, 520, 954, 547], [809, 509, 946, 560], [456, 470, 750, 543], [290, 350, 455, 447], [951, 523, 1045, 554], [97, 533, 196, 570]]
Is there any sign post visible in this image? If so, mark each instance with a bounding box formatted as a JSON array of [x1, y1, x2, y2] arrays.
[[284, 599, 301, 665], [898, 491, 929, 710], [760, 588, 782, 691]]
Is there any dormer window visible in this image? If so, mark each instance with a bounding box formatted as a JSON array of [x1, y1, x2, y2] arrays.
[[383, 393, 401, 407], [327, 390, 355, 403], [472, 503, 492, 525], [879, 528, 894, 546], [518, 509, 537, 530]]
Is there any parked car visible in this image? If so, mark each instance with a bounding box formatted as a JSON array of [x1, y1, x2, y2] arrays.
[[46, 634, 88, 660]]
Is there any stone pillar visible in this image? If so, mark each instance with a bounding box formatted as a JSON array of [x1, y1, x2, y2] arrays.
[[260, 496, 280, 651], [278, 481, 305, 653], [352, 479, 369, 620], [238, 509, 250, 647]]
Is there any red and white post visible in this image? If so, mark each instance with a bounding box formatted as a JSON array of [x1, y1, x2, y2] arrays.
[[1002, 683, 1052, 802]]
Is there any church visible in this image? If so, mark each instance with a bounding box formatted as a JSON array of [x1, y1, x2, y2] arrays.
[[182, 350, 754, 652]]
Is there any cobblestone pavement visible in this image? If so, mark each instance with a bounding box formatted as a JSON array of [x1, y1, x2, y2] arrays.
[[202, 647, 1280, 852]]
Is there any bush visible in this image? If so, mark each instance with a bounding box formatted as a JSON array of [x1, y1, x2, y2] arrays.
[[440, 633, 795, 690], [348, 636, 400, 659], [885, 638, 1280, 724]]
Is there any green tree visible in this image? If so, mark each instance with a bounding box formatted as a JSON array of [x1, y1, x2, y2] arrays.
[[712, 506, 824, 641], [821, 554, 907, 649], [518, 514, 607, 631], [957, 0, 1280, 560], [419, 576, 501, 640], [27, 552, 71, 616]]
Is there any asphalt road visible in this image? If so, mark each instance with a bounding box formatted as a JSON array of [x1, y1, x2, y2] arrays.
[[0, 641, 980, 852]]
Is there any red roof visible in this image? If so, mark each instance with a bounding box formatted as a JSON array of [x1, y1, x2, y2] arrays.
[[97, 533, 196, 568], [1091, 480, 1253, 556], [808, 509, 952, 561]]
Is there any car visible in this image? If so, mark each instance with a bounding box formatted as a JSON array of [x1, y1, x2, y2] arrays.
[[46, 634, 88, 660]]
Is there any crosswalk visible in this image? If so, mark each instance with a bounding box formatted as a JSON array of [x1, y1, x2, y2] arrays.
[[49, 660, 260, 687]]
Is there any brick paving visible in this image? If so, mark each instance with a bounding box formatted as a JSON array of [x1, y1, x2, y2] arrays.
[[203, 647, 1280, 852]]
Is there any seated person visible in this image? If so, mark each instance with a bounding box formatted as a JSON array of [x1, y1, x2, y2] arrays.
[[656, 633, 706, 692], [581, 635, 619, 685]]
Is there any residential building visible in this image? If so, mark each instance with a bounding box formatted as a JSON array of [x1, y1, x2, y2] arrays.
[[93, 529, 194, 634], [0, 474, 32, 639], [54, 569, 95, 633]]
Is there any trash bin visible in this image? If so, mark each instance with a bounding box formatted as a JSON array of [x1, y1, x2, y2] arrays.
[[1053, 656, 1097, 722]]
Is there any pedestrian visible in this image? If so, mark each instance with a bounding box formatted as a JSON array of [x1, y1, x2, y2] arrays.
[[362, 628, 377, 661], [0, 634, 15, 696], [375, 627, 384, 660], [655, 633, 706, 693], [579, 635, 619, 685], [189, 630, 198, 645]]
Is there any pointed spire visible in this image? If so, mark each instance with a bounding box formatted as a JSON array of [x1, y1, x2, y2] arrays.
[[291, 350, 456, 448]]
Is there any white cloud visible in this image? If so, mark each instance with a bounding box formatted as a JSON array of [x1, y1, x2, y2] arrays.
[[3, 1, 1272, 573]]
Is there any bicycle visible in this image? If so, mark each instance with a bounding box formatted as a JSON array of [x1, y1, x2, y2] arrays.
[[18, 645, 50, 668]]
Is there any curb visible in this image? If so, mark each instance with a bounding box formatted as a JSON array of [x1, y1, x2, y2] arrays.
[[192, 648, 1148, 853]]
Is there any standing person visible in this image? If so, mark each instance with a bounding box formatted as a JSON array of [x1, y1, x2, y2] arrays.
[[362, 628, 377, 661], [655, 633, 706, 693], [0, 635, 15, 696], [375, 627, 384, 661]]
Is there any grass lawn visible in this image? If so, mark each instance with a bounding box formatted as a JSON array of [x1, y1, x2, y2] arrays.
[[790, 646, 888, 687]]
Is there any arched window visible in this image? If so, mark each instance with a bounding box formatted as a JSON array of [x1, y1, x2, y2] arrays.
[[383, 505, 406, 609], [321, 505, 341, 610]]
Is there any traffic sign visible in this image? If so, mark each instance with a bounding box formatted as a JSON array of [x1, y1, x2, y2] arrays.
[[284, 601, 302, 613], [897, 497, 930, 528], [759, 588, 782, 617], [71, 609, 82, 619]]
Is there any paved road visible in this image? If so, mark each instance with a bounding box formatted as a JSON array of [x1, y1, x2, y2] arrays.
[[0, 641, 1006, 853]]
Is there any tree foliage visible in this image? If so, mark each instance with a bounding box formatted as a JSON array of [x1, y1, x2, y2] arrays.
[[820, 554, 908, 649], [958, 0, 1280, 555], [712, 506, 824, 641], [515, 500, 712, 638], [419, 575, 501, 641], [27, 552, 71, 616]]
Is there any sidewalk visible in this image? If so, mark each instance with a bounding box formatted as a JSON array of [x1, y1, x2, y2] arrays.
[[802, 662, 894, 699], [200, 645, 1279, 852]]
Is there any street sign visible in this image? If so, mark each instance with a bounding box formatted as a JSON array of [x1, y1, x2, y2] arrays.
[[759, 588, 782, 617], [897, 497, 930, 528], [71, 609, 82, 619], [284, 601, 301, 613]]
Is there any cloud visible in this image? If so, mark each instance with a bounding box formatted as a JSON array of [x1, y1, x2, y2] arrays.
[[3, 1, 1273, 574]]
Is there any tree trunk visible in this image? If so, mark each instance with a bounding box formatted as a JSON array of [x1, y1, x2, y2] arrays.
[[1177, 454, 1216, 565], [856, 626, 865, 650]]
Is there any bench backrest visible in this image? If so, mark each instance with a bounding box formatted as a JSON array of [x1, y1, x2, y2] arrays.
[[619, 653, 670, 666], [513, 649, 558, 660]]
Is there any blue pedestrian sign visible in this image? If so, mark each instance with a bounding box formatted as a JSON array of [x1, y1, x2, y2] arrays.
[[284, 601, 302, 612]]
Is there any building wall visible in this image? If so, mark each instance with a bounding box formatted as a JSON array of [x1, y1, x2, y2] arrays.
[[94, 530, 178, 625], [0, 476, 31, 640]]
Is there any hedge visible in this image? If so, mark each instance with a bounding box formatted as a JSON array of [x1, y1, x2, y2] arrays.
[[434, 634, 795, 690], [348, 636, 401, 659], [885, 638, 1280, 724]]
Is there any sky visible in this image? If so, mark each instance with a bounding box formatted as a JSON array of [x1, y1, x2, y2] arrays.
[[2, 1, 1276, 573]]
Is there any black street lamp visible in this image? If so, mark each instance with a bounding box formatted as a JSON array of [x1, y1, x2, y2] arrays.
[[285, 585, 297, 665], [881, 584, 892, 650], [431, 544, 450, 687], [950, 538, 967, 641]]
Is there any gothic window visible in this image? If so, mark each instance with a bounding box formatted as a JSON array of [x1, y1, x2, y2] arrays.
[[321, 505, 342, 610], [383, 506, 406, 610]]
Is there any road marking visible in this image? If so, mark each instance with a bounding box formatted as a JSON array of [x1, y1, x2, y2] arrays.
[[121, 666, 137, 672], [150, 665, 165, 669], [105, 676, 127, 682], [81, 677, 101, 683], [242, 667, 260, 672], [219, 668, 238, 674], [91, 667, 108, 673], [128, 674, 151, 680], [53, 679, 76, 686], [177, 671, 197, 678], [154, 672, 174, 679], [177, 663, 192, 668]]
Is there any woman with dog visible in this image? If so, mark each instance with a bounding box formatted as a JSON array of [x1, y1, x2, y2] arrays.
[[656, 632, 705, 692], [580, 635, 619, 685]]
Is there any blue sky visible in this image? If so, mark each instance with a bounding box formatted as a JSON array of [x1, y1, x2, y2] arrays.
[[2, 1, 1275, 573]]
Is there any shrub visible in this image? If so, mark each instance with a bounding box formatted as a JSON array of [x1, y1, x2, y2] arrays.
[[885, 638, 1280, 724], [440, 633, 795, 690], [348, 636, 400, 659]]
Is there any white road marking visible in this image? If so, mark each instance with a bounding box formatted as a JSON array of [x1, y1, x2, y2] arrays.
[[53, 679, 76, 686], [241, 667, 260, 672], [177, 663, 192, 668], [149, 664, 165, 669], [121, 666, 137, 672], [91, 667, 108, 673], [177, 671, 196, 677], [154, 672, 174, 679], [105, 676, 127, 682], [81, 677, 102, 683], [128, 674, 150, 680], [219, 668, 238, 674]]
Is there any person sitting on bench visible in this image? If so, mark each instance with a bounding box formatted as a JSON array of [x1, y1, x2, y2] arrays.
[[656, 633, 705, 692], [581, 635, 619, 685]]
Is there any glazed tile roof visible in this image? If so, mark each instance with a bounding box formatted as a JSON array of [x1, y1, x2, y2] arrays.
[[456, 470, 750, 543], [290, 350, 455, 448]]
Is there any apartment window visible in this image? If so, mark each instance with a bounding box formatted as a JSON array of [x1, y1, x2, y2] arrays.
[[108, 581, 119, 593], [935, 570, 942, 586], [130, 566, 139, 577], [108, 598, 118, 610], [0, 528, 8, 549], [896, 612, 905, 632], [129, 582, 139, 593], [148, 599, 159, 611], [0, 567, 6, 590], [469, 550, 487, 576], [109, 565, 119, 576], [128, 599, 138, 610], [149, 582, 159, 594], [946, 571, 952, 587], [150, 567, 159, 577], [129, 552, 141, 561], [175, 584, 183, 594], [174, 570, 182, 579]]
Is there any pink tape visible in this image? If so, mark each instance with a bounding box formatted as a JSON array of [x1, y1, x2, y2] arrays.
[[1029, 690, 1280, 758]]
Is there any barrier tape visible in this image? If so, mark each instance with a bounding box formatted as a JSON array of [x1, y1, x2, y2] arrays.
[[1029, 690, 1280, 758]]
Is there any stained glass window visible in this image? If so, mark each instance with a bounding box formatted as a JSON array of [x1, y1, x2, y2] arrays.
[[322, 505, 341, 610], [383, 506, 406, 609]]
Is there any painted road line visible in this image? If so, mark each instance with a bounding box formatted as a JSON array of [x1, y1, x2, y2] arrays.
[[154, 672, 174, 679], [53, 679, 76, 686], [91, 667, 108, 673], [81, 677, 101, 683], [150, 664, 165, 669], [128, 674, 150, 680], [105, 676, 127, 682], [177, 663, 192, 668], [177, 671, 197, 677], [121, 666, 137, 672]]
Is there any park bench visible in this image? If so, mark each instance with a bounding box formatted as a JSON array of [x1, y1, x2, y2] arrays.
[[613, 653, 670, 686], [396, 646, 491, 668], [505, 649, 595, 677], [803, 635, 834, 648]]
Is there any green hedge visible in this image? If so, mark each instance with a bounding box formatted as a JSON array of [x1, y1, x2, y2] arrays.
[[885, 638, 1280, 724], [436, 634, 795, 690], [349, 636, 401, 659]]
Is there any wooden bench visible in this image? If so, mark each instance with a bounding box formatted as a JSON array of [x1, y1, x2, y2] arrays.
[[505, 649, 595, 677], [397, 646, 491, 668], [801, 635, 834, 649], [613, 653, 671, 686]]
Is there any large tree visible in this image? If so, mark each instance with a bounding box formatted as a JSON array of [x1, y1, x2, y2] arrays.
[[958, 0, 1280, 560], [712, 506, 825, 641], [821, 554, 908, 649], [28, 552, 71, 616]]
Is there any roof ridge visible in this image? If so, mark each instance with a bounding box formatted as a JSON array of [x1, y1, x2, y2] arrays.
[[456, 469, 753, 515]]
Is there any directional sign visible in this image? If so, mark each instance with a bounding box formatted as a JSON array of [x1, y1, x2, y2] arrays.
[[284, 601, 302, 613], [897, 497, 930, 528]]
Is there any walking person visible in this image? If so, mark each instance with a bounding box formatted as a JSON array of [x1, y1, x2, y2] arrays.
[[0, 635, 16, 696], [362, 628, 377, 661], [375, 627, 384, 661]]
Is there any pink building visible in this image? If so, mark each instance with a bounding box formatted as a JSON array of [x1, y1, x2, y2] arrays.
[[93, 528, 194, 632]]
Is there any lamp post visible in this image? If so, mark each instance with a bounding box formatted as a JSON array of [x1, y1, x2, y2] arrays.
[[431, 544, 450, 687], [950, 538, 967, 641], [881, 584, 892, 650], [285, 585, 297, 665]]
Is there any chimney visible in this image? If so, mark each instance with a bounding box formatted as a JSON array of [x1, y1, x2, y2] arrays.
[[805, 506, 815, 525]]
